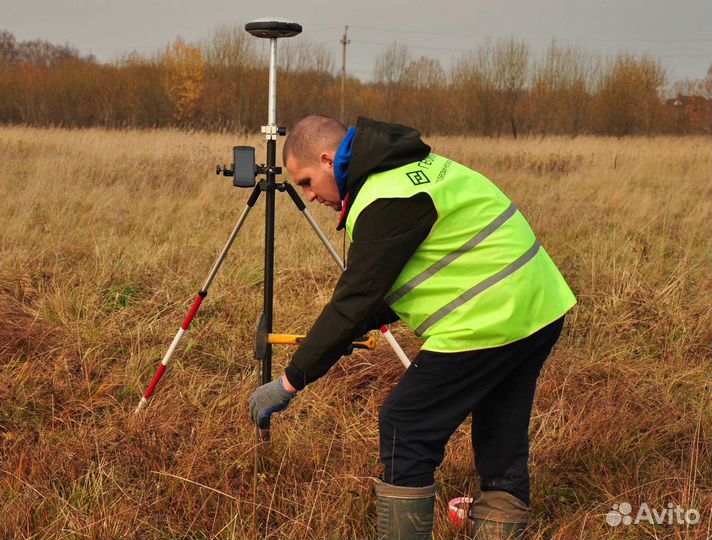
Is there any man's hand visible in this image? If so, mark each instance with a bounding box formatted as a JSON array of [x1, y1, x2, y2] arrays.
[[249, 376, 297, 429]]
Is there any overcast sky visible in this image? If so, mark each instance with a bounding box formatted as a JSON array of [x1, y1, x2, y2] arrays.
[[2, 0, 710, 83]]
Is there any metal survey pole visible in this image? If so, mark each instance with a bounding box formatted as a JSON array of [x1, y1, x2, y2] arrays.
[[261, 36, 279, 428], [245, 18, 303, 438]]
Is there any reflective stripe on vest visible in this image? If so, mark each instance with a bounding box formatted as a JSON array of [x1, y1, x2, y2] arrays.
[[386, 202, 518, 305], [414, 239, 541, 336]]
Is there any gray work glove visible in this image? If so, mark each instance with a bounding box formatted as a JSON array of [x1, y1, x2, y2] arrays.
[[249, 378, 297, 429]]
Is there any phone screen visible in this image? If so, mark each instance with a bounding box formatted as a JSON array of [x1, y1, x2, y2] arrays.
[[233, 146, 256, 187]]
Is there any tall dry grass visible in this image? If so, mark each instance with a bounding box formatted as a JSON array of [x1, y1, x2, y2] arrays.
[[0, 126, 709, 539]]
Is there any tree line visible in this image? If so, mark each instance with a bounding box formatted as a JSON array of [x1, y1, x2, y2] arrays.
[[0, 28, 710, 135]]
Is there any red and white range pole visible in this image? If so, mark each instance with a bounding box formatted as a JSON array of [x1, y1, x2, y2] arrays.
[[134, 292, 205, 412], [134, 188, 259, 413]]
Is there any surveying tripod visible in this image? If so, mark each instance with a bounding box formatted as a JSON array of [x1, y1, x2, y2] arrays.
[[134, 19, 409, 435]]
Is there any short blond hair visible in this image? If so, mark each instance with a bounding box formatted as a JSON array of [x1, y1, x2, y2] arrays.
[[283, 115, 346, 166]]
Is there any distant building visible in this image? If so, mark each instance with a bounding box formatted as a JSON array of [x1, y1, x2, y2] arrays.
[[665, 95, 712, 133], [665, 95, 711, 109]]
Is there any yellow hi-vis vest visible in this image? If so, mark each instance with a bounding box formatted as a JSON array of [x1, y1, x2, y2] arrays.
[[345, 154, 576, 352]]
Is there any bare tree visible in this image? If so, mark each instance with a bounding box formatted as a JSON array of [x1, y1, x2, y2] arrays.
[[200, 25, 262, 129], [280, 40, 333, 74], [451, 37, 529, 137], [402, 56, 446, 133], [451, 50, 497, 136], [202, 25, 258, 69], [596, 53, 666, 135], [450, 52, 476, 133], [373, 42, 411, 121], [672, 65, 712, 100], [531, 40, 596, 136], [491, 37, 530, 138], [279, 39, 336, 125], [0, 30, 17, 65], [16, 39, 83, 67]]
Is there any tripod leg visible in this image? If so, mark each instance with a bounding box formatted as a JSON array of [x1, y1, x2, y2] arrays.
[[283, 183, 345, 271], [135, 186, 262, 413]]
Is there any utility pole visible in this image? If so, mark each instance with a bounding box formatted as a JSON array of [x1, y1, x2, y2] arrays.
[[340, 25, 350, 123]]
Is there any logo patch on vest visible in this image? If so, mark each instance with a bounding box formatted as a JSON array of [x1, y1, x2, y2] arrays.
[[407, 170, 430, 185]]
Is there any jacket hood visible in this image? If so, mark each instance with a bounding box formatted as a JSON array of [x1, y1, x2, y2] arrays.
[[337, 117, 431, 230]]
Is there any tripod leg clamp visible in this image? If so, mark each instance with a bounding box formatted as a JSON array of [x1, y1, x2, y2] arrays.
[[253, 314, 268, 360]]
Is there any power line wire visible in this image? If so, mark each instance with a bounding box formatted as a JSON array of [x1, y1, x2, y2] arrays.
[[349, 39, 712, 59], [348, 24, 712, 43]]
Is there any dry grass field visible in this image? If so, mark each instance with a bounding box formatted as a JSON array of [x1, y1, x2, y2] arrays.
[[0, 126, 710, 539]]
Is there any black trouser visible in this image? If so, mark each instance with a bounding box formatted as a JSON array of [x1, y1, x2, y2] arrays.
[[379, 316, 564, 505]]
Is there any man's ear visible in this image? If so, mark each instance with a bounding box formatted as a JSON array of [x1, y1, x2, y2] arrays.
[[319, 152, 334, 168]]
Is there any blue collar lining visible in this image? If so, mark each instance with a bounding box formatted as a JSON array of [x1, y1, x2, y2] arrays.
[[334, 127, 356, 200]]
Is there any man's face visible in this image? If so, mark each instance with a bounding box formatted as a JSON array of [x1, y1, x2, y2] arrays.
[[286, 152, 342, 211]]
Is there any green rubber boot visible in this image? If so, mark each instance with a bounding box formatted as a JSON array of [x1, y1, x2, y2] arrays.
[[373, 478, 436, 540], [468, 490, 531, 540]]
